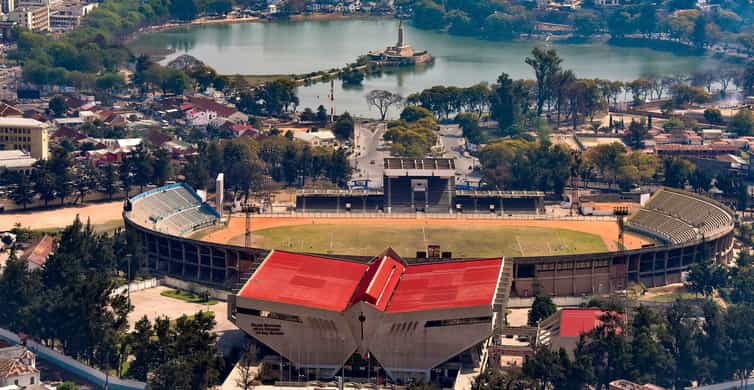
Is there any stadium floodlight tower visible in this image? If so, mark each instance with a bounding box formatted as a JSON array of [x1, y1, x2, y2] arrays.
[[216, 173, 224, 219]]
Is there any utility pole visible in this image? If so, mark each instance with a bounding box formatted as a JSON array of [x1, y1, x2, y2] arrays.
[[244, 202, 252, 248], [126, 254, 132, 307], [329, 79, 335, 123]]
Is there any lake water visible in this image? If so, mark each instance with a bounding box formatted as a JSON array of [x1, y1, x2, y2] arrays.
[[131, 19, 722, 118]]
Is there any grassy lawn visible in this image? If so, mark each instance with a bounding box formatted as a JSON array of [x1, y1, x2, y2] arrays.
[[160, 289, 219, 305], [32, 219, 125, 235], [252, 224, 607, 258], [640, 292, 698, 303]]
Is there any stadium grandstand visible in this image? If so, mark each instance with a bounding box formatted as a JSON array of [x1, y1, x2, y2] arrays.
[[296, 158, 545, 214], [627, 187, 734, 245], [228, 248, 512, 383], [124, 183, 734, 294], [125, 183, 220, 236]]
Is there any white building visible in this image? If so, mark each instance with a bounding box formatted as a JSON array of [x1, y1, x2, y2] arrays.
[[0, 346, 40, 388], [293, 129, 336, 146]]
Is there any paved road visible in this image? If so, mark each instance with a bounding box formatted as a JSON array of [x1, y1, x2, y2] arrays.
[[351, 122, 387, 189], [438, 124, 480, 185]]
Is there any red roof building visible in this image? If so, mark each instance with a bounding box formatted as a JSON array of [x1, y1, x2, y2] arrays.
[[538, 308, 620, 355], [22, 235, 53, 271], [238, 250, 502, 314], [232, 249, 508, 383]]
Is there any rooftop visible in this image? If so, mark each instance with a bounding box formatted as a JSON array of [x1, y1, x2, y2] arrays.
[[0, 150, 36, 169], [0, 117, 46, 128], [239, 251, 369, 312], [385, 258, 503, 313], [239, 249, 503, 313], [558, 308, 608, 337]]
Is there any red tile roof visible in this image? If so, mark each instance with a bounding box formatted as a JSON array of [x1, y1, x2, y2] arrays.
[[23, 235, 53, 268], [558, 308, 608, 337], [188, 97, 238, 118], [240, 249, 502, 313], [0, 102, 22, 117]]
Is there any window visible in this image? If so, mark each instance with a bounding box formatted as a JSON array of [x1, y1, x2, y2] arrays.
[[425, 316, 492, 328], [235, 307, 302, 323]]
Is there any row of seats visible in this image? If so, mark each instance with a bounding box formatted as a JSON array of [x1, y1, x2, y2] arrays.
[[131, 185, 200, 223], [159, 204, 219, 236], [628, 209, 698, 244], [130, 185, 219, 236], [645, 190, 732, 236]]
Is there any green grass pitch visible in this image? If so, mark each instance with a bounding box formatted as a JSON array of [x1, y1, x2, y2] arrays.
[[249, 224, 608, 258]]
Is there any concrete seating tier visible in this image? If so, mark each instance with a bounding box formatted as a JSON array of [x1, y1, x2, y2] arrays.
[[130, 184, 219, 236]]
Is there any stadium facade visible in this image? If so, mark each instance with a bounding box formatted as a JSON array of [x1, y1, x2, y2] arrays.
[[123, 184, 735, 296], [228, 248, 510, 382], [295, 158, 546, 215]]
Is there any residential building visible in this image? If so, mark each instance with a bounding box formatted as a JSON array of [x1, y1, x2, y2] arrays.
[[654, 143, 740, 159], [182, 96, 248, 126], [0, 346, 39, 388], [22, 234, 53, 271], [0, 118, 48, 160], [49, 1, 98, 31], [8, 5, 50, 32], [0, 103, 22, 118]]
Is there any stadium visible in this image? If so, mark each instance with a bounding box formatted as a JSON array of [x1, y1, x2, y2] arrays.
[[122, 158, 735, 383]]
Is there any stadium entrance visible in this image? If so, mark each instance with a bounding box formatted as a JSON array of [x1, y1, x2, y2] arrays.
[[384, 158, 455, 213]]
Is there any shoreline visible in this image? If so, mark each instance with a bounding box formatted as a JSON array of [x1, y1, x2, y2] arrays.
[[128, 16, 750, 87]]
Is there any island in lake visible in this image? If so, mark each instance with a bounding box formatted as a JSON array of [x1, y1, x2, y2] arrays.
[[366, 21, 434, 66]]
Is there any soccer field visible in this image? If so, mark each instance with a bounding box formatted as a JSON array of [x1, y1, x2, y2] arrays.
[[249, 224, 608, 258]]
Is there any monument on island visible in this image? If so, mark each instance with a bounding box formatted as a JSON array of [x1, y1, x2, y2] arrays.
[[367, 21, 434, 66]]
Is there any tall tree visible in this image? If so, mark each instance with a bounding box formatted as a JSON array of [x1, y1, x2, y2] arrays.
[[528, 294, 557, 326], [98, 163, 119, 200], [525, 47, 562, 115], [366, 90, 402, 121], [490, 73, 521, 136]]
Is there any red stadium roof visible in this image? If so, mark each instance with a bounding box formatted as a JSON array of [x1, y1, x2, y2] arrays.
[[239, 251, 369, 312], [385, 259, 503, 313], [239, 249, 503, 313]]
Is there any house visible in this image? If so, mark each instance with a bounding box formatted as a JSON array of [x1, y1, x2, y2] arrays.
[[225, 123, 259, 137], [0, 345, 39, 388], [0, 103, 22, 117], [293, 129, 336, 146], [51, 126, 85, 142], [183, 97, 247, 126], [22, 235, 53, 271], [82, 137, 142, 152]]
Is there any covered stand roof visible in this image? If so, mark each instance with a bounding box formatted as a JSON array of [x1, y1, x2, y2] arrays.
[[239, 248, 503, 313]]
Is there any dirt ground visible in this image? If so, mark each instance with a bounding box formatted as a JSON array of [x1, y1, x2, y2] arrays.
[[0, 201, 124, 231], [128, 286, 234, 332], [201, 215, 651, 252]]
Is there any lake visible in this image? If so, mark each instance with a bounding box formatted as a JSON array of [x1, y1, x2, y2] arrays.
[[131, 19, 722, 118]]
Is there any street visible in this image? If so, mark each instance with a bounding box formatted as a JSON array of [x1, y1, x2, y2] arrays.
[[351, 122, 388, 189], [438, 124, 480, 186]]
